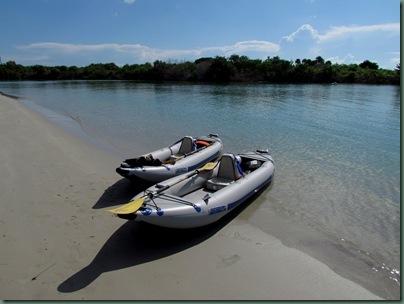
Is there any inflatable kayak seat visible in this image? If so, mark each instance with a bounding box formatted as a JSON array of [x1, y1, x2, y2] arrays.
[[206, 154, 243, 191], [170, 136, 196, 161], [178, 136, 195, 154]]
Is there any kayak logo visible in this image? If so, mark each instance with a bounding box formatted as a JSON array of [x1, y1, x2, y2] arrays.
[[175, 167, 187, 174], [209, 206, 226, 215], [140, 208, 153, 216]]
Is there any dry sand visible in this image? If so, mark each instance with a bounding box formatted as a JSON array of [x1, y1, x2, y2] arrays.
[[0, 93, 381, 300]]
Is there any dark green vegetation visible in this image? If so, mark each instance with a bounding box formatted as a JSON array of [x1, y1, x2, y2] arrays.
[[0, 55, 400, 85]]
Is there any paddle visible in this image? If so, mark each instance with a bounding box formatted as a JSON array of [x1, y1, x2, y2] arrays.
[[105, 162, 218, 215]]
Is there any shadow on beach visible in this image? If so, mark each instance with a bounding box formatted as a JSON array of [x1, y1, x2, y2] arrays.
[[92, 178, 153, 209], [57, 185, 270, 293]]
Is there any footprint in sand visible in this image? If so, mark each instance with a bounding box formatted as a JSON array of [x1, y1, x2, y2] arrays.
[[216, 254, 240, 268]]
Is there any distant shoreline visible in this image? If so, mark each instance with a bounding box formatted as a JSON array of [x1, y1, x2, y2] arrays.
[[0, 55, 400, 85]]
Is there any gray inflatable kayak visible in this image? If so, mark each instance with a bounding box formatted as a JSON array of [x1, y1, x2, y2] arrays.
[[116, 134, 223, 183], [108, 150, 275, 228]]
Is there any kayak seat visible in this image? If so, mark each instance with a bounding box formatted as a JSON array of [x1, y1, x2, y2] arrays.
[[178, 136, 196, 155], [170, 136, 196, 162], [206, 154, 243, 191]]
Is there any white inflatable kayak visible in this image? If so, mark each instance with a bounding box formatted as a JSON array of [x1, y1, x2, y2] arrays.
[[116, 134, 223, 183], [108, 150, 275, 228]]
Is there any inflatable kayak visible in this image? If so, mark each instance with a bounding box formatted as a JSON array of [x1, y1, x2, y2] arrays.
[[107, 150, 275, 228], [116, 134, 223, 183]]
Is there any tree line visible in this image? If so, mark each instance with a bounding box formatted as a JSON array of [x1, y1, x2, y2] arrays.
[[0, 55, 400, 85]]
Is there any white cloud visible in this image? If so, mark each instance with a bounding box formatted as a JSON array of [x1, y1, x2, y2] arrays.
[[17, 42, 148, 54], [12, 23, 399, 69], [279, 23, 400, 68], [281, 24, 319, 43], [318, 23, 400, 42], [200, 40, 280, 57], [225, 40, 280, 54], [123, 0, 136, 4], [16, 40, 280, 63], [281, 22, 400, 44]]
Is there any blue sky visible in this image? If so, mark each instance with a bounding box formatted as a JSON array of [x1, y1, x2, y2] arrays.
[[1, 0, 400, 69]]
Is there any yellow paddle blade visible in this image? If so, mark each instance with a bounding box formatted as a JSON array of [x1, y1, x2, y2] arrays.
[[105, 196, 147, 215], [199, 162, 217, 171]]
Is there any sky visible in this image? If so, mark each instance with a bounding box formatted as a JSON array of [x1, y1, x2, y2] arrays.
[[0, 0, 400, 69]]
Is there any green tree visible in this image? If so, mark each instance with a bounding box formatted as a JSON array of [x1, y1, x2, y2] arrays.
[[315, 56, 325, 65], [359, 60, 378, 70], [262, 56, 293, 82], [151, 60, 168, 80], [194, 57, 213, 81], [0, 61, 27, 80], [206, 56, 235, 82], [0, 55, 399, 84]]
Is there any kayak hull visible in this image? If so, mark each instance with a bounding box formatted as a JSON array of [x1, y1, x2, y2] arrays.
[[116, 150, 275, 228], [116, 134, 223, 183]]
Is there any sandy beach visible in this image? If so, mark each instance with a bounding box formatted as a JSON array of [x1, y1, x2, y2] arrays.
[[0, 93, 382, 300]]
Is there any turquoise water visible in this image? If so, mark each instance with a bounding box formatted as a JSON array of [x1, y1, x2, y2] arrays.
[[1, 81, 400, 299]]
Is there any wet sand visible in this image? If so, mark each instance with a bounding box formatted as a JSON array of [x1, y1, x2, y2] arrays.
[[0, 93, 381, 300]]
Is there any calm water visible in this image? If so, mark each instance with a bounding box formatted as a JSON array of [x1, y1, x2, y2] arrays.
[[1, 81, 400, 299]]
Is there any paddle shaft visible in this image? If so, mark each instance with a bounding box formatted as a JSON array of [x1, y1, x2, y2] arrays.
[[153, 161, 217, 194], [149, 169, 198, 197]]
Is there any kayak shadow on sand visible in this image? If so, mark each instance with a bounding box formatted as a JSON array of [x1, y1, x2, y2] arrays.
[[92, 178, 153, 209], [57, 185, 270, 293]]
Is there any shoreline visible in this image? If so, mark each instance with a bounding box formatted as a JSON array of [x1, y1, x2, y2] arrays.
[[0, 93, 382, 300]]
